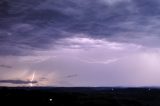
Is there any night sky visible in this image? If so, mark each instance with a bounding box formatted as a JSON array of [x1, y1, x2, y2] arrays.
[[0, 0, 160, 87]]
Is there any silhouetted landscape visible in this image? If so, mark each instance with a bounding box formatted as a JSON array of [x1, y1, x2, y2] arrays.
[[1, 87, 160, 106]]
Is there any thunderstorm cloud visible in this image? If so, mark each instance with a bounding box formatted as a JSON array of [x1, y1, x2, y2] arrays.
[[0, 0, 160, 86]]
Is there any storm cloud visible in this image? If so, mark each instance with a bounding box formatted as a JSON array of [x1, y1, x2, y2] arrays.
[[0, 79, 37, 84], [0, 0, 160, 55], [0, 64, 12, 68], [1, 0, 160, 87]]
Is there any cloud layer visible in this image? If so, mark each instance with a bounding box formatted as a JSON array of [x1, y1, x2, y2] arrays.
[[0, 0, 160, 55], [0, 79, 37, 84]]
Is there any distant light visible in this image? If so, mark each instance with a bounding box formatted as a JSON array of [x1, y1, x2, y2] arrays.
[[112, 88, 114, 91], [49, 98, 53, 102], [148, 88, 151, 91]]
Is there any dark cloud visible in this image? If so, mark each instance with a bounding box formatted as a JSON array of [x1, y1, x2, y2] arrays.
[[0, 79, 37, 84], [66, 74, 78, 78], [0, 64, 12, 68], [0, 0, 160, 56]]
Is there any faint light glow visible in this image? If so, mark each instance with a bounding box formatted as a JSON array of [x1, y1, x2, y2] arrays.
[[49, 98, 53, 102], [100, 0, 131, 5], [56, 37, 142, 51], [80, 58, 119, 64]]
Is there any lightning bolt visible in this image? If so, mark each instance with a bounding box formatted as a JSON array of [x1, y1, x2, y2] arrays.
[[30, 72, 35, 87]]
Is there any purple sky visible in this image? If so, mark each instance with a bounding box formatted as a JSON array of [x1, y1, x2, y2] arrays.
[[1, 0, 160, 87]]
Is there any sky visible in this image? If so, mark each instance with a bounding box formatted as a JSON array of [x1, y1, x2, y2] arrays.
[[1, 0, 160, 87]]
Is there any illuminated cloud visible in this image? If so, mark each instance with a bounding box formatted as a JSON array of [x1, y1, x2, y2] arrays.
[[80, 58, 119, 64], [100, 0, 131, 5], [56, 37, 142, 50]]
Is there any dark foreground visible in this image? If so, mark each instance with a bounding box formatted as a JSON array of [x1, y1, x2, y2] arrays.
[[0, 87, 160, 106]]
